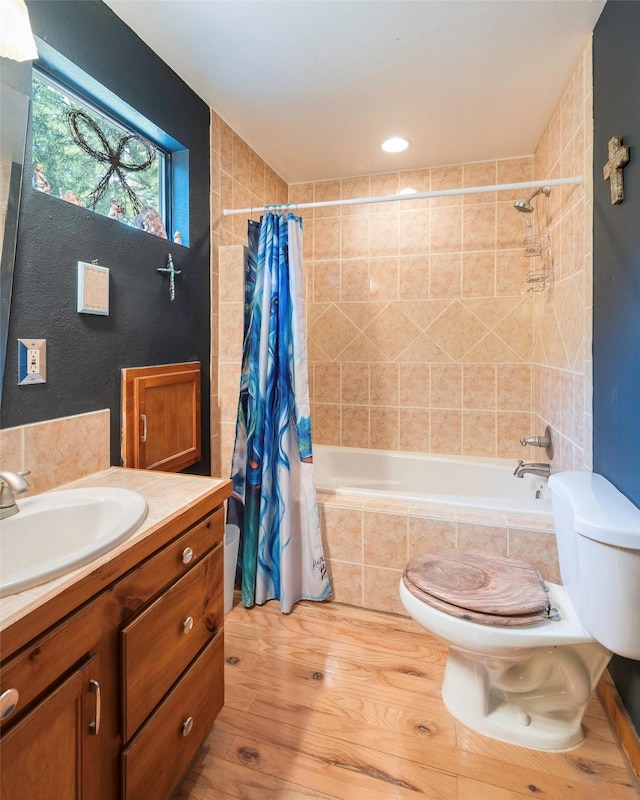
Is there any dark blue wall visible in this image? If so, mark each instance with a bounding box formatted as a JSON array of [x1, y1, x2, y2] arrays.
[[0, 0, 211, 473], [593, 0, 640, 734]]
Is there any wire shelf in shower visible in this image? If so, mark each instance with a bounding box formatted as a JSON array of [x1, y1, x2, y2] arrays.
[[524, 232, 550, 258]]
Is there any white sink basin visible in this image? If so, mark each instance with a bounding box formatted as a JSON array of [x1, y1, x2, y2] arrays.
[[0, 488, 148, 597]]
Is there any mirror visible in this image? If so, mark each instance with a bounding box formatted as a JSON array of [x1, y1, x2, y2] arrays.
[[0, 82, 30, 405]]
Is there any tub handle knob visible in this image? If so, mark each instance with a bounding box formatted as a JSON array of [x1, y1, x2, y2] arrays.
[[519, 425, 553, 459]]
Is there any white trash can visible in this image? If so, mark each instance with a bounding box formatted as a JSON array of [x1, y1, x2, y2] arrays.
[[224, 524, 240, 615]]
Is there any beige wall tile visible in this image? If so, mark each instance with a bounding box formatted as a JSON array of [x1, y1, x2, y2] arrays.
[[463, 364, 496, 410], [369, 407, 399, 450], [326, 560, 363, 606], [508, 528, 560, 584], [463, 410, 497, 457], [363, 511, 408, 569], [314, 361, 341, 404], [370, 363, 399, 407], [0, 426, 24, 472], [341, 405, 370, 449], [363, 566, 405, 615], [430, 410, 462, 454], [341, 362, 370, 405], [320, 505, 363, 563], [431, 363, 462, 409], [399, 408, 430, 453], [457, 523, 508, 556], [399, 363, 430, 407], [463, 204, 496, 252], [21, 410, 110, 494], [408, 516, 456, 555], [399, 255, 430, 299]]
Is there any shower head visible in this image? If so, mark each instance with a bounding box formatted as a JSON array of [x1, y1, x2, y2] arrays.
[[513, 186, 551, 213], [514, 199, 534, 213]]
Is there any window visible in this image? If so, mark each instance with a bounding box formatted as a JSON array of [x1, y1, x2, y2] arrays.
[[31, 67, 183, 243]]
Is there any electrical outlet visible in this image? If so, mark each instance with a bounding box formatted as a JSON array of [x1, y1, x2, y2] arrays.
[[27, 349, 40, 374], [18, 339, 46, 384]]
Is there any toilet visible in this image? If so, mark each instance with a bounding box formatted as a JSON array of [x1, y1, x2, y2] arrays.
[[399, 471, 640, 751]]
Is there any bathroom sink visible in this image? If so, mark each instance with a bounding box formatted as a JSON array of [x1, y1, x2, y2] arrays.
[[0, 487, 148, 597]]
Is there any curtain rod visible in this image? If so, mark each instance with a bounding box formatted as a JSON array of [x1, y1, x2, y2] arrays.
[[222, 176, 582, 217]]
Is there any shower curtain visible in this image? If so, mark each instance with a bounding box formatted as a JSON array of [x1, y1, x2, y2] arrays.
[[228, 212, 331, 613]]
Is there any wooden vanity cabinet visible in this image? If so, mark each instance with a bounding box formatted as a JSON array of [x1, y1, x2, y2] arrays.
[[118, 507, 225, 799], [0, 498, 227, 800]]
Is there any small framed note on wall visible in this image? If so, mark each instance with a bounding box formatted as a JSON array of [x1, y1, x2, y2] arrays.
[[77, 261, 109, 315]]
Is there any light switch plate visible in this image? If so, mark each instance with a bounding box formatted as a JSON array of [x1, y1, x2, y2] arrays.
[[18, 339, 46, 384]]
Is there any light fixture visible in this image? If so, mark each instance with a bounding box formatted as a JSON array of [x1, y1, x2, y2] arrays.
[[381, 137, 410, 153], [0, 0, 38, 62]]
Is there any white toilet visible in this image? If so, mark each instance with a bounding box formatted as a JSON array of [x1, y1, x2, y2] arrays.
[[399, 471, 640, 751]]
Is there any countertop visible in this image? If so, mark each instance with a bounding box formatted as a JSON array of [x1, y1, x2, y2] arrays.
[[0, 467, 231, 655]]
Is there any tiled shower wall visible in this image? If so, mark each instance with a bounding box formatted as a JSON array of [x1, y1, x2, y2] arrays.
[[290, 158, 540, 460], [211, 110, 288, 475], [532, 40, 593, 472], [212, 43, 592, 477]]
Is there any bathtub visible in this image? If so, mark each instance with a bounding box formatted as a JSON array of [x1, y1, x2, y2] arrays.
[[313, 444, 552, 515]]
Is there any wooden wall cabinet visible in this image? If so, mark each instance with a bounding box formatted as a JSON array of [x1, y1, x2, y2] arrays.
[[121, 362, 201, 471], [0, 501, 225, 800]]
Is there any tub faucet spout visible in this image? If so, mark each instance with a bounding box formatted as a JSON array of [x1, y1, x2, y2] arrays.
[[513, 460, 550, 479]]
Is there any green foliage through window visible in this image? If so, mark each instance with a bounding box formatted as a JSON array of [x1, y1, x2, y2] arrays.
[[31, 70, 167, 236]]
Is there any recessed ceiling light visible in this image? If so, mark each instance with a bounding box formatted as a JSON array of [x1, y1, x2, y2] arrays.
[[381, 137, 410, 153]]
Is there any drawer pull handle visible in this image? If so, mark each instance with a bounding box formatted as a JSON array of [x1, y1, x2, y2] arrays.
[[182, 546, 194, 565], [89, 679, 101, 736], [182, 716, 194, 737], [183, 616, 194, 634], [140, 413, 147, 443], [0, 688, 19, 721]]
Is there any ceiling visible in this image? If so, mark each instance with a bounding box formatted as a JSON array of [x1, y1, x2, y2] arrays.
[[102, 0, 605, 185]]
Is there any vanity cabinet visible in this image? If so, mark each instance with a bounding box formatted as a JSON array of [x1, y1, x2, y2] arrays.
[[118, 507, 225, 798], [0, 484, 228, 800]]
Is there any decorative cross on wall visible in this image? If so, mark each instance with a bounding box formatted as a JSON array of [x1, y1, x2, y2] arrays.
[[156, 254, 182, 301], [603, 136, 630, 205]]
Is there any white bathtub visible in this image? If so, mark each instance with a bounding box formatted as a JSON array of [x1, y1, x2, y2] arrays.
[[313, 445, 552, 514]]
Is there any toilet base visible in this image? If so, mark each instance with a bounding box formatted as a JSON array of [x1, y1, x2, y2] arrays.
[[441, 644, 611, 752]]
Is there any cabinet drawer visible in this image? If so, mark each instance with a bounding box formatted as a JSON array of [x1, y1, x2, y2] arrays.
[[116, 507, 224, 627], [122, 633, 224, 800], [121, 546, 223, 740]]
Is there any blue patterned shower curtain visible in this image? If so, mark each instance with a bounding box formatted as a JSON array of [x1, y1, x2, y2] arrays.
[[228, 212, 331, 613]]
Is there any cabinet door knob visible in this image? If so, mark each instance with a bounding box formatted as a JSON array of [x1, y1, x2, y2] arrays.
[[181, 546, 194, 565], [182, 716, 194, 736], [0, 688, 19, 721], [183, 616, 194, 634], [139, 413, 147, 443], [88, 679, 101, 736]]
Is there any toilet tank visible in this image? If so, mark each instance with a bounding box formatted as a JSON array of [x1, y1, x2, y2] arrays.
[[549, 472, 640, 660]]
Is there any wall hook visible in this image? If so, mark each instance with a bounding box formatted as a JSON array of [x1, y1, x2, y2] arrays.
[[156, 253, 182, 301]]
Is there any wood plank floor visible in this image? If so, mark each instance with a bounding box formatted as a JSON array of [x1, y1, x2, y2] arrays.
[[176, 600, 639, 799]]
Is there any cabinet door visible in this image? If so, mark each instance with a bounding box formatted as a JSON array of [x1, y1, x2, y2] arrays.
[[121, 362, 201, 471], [0, 656, 101, 800]]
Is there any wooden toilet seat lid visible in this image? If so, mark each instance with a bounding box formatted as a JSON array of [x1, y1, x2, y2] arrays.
[[403, 550, 550, 626]]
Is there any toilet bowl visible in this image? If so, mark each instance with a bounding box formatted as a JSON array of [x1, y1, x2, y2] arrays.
[[399, 471, 640, 751]]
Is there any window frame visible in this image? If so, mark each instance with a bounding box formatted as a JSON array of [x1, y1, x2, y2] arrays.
[[31, 39, 189, 246]]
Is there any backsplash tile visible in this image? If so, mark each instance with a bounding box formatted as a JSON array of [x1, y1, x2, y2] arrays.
[[1, 410, 110, 494]]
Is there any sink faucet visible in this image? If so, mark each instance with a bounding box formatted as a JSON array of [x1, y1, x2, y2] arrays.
[[513, 460, 551, 479], [0, 470, 31, 519]]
